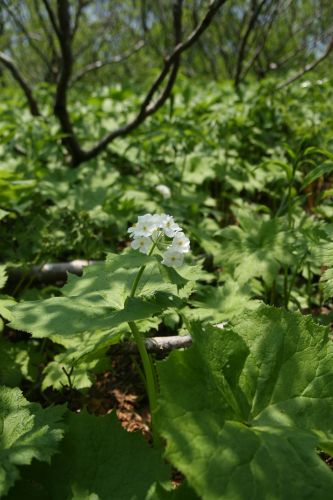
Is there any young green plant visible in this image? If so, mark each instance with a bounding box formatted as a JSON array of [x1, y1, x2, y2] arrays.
[[127, 213, 190, 445]]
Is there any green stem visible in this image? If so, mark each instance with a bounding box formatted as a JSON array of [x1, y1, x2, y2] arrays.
[[130, 239, 158, 298], [284, 266, 289, 310], [127, 238, 161, 446], [128, 321, 159, 445], [130, 265, 146, 298], [287, 159, 298, 228], [270, 279, 276, 306], [306, 262, 312, 310], [285, 251, 307, 308]]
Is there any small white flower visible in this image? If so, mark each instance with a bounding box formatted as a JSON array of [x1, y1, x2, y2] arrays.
[[170, 232, 190, 254], [151, 213, 164, 226], [159, 214, 182, 238], [128, 214, 159, 238], [162, 249, 184, 268], [156, 184, 171, 199], [130, 236, 152, 254]]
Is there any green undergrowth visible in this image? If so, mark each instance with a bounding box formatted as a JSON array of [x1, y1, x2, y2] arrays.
[[1, 77, 333, 498]]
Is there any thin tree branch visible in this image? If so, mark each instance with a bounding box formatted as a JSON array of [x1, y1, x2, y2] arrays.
[[71, 40, 146, 84], [214, 20, 233, 78], [20, 0, 226, 166], [72, 17, 114, 59], [72, 0, 88, 39], [53, 0, 83, 162], [34, 0, 58, 57], [240, 0, 281, 81], [42, 0, 61, 38], [2, 0, 50, 66], [234, 0, 268, 89], [140, 0, 148, 34], [267, 27, 331, 74], [0, 51, 41, 116], [77, 0, 227, 165], [192, 4, 219, 80], [143, 0, 183, 113], [277, 35, 333, 90]]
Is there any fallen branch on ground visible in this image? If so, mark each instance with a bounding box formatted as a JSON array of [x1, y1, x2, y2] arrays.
[[7, 260, 96, 285], [126, 335, 193, 353]]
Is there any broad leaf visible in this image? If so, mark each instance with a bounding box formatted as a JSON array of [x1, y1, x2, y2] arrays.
[[157, 306, 333, 499], [62, 252, 155, 305], [7, 410, 170, 500], [9, 253, 180, 344], [186, 280, 258, 323], [0, 386, 65, 497], [219, 216, 299, 285], [9, 295, 163, 343]]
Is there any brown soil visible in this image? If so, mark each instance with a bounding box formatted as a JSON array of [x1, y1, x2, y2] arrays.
[[87, 345, 151, 438]]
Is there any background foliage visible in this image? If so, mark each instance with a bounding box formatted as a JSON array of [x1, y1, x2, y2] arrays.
[[1, 1, 333, 498]]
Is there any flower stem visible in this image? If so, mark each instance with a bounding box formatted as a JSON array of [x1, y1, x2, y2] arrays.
[[128, 321, 159, 446], [129, 239, 158, 298], [130, 265, 146, 298], [128, 238, 161, 446]]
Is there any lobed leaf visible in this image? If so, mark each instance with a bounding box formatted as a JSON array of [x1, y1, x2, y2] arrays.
[[219, 216, 299, 285], [157, 306, 333, 499], [9, 295, 163, 342], [7, 410, 170, 500], [0, 386, 65, 497], [186, 279, 258, 323]]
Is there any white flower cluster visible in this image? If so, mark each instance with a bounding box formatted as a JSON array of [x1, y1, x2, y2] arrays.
[[128, 214, 190, 268]]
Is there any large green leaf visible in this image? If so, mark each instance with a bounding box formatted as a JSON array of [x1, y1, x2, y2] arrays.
[[0, 386, 65, 497], [7, 410, 170, 500], [8, 251, 180, 344], [186, 280, 258, 323], [219, 216, 299, 285], [157, 306, 333, 499], [62, 252, 156, 305], [8, 295, 163, 342]]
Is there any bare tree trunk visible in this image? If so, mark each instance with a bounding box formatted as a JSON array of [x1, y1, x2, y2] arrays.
[[1, 0, 228, 167]]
